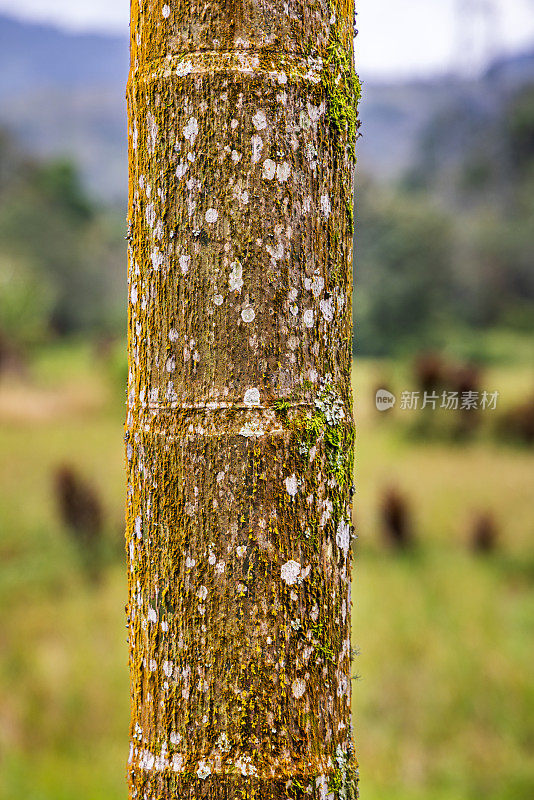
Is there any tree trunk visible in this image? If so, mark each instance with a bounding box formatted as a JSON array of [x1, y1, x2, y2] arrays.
[[125, 1, 360, 799]]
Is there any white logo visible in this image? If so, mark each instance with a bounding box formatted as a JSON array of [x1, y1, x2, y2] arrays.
[[375, 389, 396, 411]]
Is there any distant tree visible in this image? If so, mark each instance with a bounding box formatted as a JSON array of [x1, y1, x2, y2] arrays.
[[125, 0, 359, 799], [505, 85, 534, 171], [354, 179, 453, 355], [0, 129, 125, 339]]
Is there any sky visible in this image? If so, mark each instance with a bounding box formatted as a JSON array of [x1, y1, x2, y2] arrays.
[[0, 0, 533, 78]]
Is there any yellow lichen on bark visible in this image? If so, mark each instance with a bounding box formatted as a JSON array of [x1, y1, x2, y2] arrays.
[[125, 1, 359, 798]]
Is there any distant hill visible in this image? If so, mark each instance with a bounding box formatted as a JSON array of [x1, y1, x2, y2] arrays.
[[1, 13, 533, 203], [0, 14, 128, 202], [0, 14, 128, 97]]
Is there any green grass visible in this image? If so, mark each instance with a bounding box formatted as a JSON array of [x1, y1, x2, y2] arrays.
[[0, 342, 533, 799]]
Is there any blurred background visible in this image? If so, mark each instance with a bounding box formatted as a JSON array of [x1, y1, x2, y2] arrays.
[[0, 1, 533, 798]]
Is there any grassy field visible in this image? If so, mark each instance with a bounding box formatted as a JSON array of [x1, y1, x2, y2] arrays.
[[0, 342, 533, 800]]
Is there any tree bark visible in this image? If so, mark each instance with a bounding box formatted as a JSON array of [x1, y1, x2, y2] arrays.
[[125, 1, 360, 799]]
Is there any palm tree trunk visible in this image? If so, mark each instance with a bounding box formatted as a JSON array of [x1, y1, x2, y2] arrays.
[[125, 1, 360, 798]]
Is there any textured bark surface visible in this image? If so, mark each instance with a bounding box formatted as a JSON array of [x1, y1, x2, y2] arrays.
[[125, 1, 360, 798]]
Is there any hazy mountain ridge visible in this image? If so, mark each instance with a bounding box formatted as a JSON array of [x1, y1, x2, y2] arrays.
[[0, 14, 128, 98], [1, 13, 533, 202]]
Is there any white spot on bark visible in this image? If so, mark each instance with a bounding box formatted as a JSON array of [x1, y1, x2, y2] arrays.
[[149, 659, 157, 671], [148, 607, 157, 623], [229, 261, 244, 292], [166, 381, 177, 401], [266, 241, 284, 262], [251, 134, 263, 163], [197, 586, 208, 601], [252, 109, 267, 130], [307, 101, 325, 123], [304, 57, 323, 83], [175, 60, 193, 77], [231, 118, 239, 130], [292, 678, 306, 698], [162, 4, 171, 18], [316, 774, 329, 800], [216, 732, 231, 753], [320, 194, 332, 218], [320, 297, 335, 322], [205, 208, 218, 223], [179, 255, 190, 274], [244, 388, 260, 407], [235, 755, 257, 776], [336, 519, 351, 556], [237, 546, 247, 557], [140, 750, 155, 770], [166, 356, 176, 372], [306, 143, 318, 169], [276, 161, 291, 182], [168, 328, 178, 342], [281, 560, 301, 585], [154, 219, 164, 240], [170, 731, 181, 745], [321, 499, 333, 527], [239, 420, 265, 437], [241, 307, 255, 323], [151, 249, 164, 271], [303, 309, 314, 328], [262, 159, 276, 180], [145, 203, 156, 228], [214, 294, 223, 306], [183, 117, 199, 144], [285, 474, 298, 497], [171, 754, 183, 772], [163, 660, 174, 677], [337, 674, 349, 697], [231, 150, 241, 163], [311, 274, 324, 298], [176, 160, 188, 178], [147, 113, 158, 154], [185, 556, 196, 569]]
